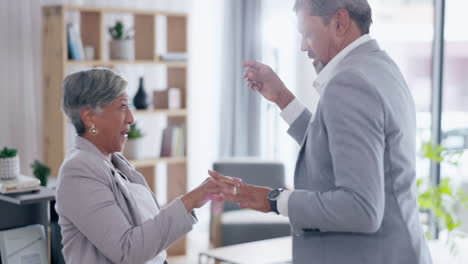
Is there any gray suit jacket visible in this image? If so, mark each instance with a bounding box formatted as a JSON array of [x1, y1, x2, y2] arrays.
[[287, 40, 432, 263], [55, 136, 194, 264]]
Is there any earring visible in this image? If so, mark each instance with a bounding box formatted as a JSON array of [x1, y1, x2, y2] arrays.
[[89, 124, 98, 136]]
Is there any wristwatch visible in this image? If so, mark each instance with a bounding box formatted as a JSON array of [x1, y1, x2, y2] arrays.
[[267, 188, 284, 214]]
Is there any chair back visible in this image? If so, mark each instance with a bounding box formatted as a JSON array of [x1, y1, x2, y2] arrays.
[[213, 158, 285, 212]]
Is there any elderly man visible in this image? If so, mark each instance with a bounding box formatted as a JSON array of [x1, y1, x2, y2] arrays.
[[210, 0, 432, 263]]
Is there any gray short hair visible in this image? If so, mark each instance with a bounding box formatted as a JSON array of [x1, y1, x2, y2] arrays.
[[62, 68, 127, 135], [293, 0, 373, 34]]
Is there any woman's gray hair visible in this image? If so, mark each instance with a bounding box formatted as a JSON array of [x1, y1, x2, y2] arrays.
[[62, 68, 127, 135], [293, 0, 373, 34]]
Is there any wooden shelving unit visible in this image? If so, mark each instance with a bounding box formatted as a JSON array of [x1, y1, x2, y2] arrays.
[[66, 60, 187, 68], [42, 5, 189, 256], [129, 157, 187, 168]]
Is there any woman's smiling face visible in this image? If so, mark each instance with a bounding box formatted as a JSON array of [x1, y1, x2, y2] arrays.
[[86, 94, 134, 155]]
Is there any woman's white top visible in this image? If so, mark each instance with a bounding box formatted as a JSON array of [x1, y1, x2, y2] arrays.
[[114, 169, 167, 264]]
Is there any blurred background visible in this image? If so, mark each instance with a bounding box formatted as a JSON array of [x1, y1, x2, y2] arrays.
[[0, 0, 467, 263]]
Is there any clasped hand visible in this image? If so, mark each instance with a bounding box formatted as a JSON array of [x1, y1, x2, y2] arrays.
[[207, 170, 272, 213]]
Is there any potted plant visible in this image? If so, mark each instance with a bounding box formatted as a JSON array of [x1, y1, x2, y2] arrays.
[[417, 142, 468, 254], [30, 160, 51, 187], [123, 123, 144, 160], [108, 20, 134, 60], [0, 147, 19, 180]]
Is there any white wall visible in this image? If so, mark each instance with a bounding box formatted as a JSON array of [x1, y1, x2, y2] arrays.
[[187, 0, 224, 189]]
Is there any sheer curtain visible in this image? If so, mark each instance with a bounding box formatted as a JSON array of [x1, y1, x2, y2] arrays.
[[219, 0, 263, 157], [0, 0, 43, 175]]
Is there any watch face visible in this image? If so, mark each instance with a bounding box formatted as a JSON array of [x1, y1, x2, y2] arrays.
[[268, 189, 281, 200]]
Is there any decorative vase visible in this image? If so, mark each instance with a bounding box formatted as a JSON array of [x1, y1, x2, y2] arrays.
[[109, 39, 134, 60], [133, 77, 148, 109], [0, 156, 20, 180], [123, 138, 144, 160]]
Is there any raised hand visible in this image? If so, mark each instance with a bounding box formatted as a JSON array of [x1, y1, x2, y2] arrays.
[[243, 60, 295, 110]]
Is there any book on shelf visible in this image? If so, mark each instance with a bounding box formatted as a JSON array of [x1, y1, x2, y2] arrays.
[[67, 23, 85, 60], [159, 52, 187, 62], [160, 125, 185, 157]]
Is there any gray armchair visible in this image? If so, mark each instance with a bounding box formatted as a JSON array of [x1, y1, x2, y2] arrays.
[[209, 159, 291, 247]]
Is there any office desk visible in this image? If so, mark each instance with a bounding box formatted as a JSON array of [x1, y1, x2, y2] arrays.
[[199, 236, 292, 264], [0, 187, 64, 264]]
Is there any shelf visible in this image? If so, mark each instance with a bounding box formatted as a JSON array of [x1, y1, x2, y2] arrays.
[[133, 109, 187, 117], [159, 61, 187, 68], [66, 60, 187, 68], [63, 5, 187, 17], [129, 157, 187, 168]]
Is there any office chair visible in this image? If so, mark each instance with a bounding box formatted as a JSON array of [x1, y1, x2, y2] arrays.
[[209, 158, 291, 247]]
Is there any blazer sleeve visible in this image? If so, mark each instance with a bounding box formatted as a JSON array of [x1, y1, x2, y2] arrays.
[[288, 70, 386, 234], [287, 108, 314, 145], [56, 158, 194, 264]]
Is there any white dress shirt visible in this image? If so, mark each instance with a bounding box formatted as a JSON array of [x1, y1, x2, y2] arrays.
[[114, 170, 168, 264], [277, 34, 373, 217]]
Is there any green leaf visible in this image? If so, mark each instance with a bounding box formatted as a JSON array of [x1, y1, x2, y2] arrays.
[[417, 179, 423, 187], [0, 147, 18, 158], [30, 160, 51, 187], [417, 141, 467, 245], [128, 123, 143, 139]]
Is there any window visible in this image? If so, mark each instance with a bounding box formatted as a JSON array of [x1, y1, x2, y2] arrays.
[[369, 0, 435, 184], [260, 0, 299, 187], [440, 0, 468, 231]]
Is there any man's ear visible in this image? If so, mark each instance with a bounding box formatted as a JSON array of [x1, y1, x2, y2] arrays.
[[334, 8, 351, 36], [80, 108, 95, 130]]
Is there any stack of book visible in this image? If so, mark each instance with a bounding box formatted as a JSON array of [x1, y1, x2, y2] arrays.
[[0, 175, 40, 194], [160, 125, 185, 157]]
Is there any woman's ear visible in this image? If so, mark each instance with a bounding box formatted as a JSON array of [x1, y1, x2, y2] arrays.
[[80, 108, 95, 130]]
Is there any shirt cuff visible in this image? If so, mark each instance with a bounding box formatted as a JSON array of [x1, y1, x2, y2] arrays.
[[277, 190, 291, 217], [280, 98, 306, 126]]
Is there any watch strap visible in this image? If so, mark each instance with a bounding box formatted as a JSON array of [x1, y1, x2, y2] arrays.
[[270, 199, 279, 214]]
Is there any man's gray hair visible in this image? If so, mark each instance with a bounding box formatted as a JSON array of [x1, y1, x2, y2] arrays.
[[293, 0, 373, 34], [62, 68, 127, 135]]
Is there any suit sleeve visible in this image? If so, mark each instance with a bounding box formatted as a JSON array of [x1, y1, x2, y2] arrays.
[[287, 108, 314, 145], [288, 71, 386, 234], [56, 160, 193, 264]]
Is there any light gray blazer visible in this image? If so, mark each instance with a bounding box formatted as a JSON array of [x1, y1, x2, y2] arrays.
[[55, 136, 194, 264], [287, 40, 432, 263]]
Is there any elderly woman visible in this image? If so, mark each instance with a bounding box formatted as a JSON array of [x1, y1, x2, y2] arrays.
[[55, 68, 233, 264]]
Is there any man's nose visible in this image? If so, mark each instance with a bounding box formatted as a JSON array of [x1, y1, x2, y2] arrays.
[[301, 39, 308, 51]]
